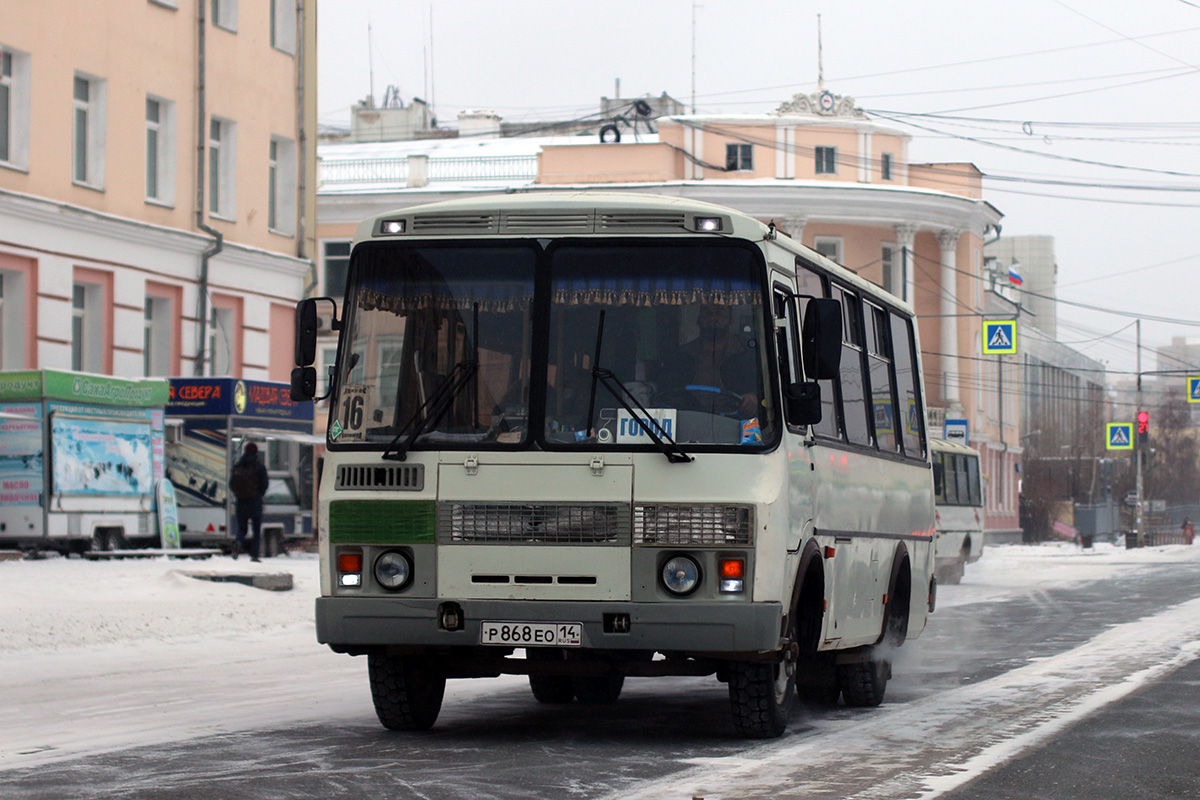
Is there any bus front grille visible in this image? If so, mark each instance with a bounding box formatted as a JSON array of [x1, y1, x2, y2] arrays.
[[633, 504, 754, 546], [336, 463, 425, 491], [439, 502, 630, 545]]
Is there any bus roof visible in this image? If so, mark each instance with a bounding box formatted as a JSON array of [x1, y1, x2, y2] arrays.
[[930, 438, 980, 457]]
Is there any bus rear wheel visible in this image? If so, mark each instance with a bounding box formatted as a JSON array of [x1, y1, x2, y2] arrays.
[[368, 653, 446, 731], [838, 651, 891, 707], [728, 657, 795, 738]]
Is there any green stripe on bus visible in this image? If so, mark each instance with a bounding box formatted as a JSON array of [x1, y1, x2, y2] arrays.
[[328, 500, 437, 544]]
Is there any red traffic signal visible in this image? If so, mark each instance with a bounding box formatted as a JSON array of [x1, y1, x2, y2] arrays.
[[1137, 410, 1149, 434]]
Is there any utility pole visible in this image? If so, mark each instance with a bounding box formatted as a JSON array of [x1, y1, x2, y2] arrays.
[[690, 1, 698, 114], [1135, 319, 1145, 546]]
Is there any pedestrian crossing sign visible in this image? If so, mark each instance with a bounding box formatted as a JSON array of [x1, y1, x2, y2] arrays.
[[1106, 422, 1134, 450], [982, 320, 1017, 354], [1189, 377, 1200, 403]]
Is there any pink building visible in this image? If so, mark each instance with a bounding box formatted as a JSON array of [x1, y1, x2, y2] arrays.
[[0, 0, 317, 383], [316, 88, 1020, 537]]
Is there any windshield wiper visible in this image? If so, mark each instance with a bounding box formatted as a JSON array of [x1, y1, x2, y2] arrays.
[[585, 310, 692, 464], [382, 304, 480, 462]]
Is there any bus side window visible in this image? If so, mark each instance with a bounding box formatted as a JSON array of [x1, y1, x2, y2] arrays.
[[967, 454, 982, 506], [933, 456, 945, 500], [889, 311, 925, 458], [945, 454, 960, 504], [773, 288, 800, 385], [864, 302, 898, 453], [795, 262, 841, 440], [835, 286, 871, 447]]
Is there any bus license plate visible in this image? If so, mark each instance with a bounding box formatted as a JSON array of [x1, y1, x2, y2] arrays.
[[480, 621, 583, 647]]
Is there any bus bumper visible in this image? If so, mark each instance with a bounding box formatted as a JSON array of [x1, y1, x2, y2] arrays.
[[316, 597, 783, 654]]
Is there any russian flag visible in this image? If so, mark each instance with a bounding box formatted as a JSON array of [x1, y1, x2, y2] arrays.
[[1009, 263, 1023, 286]]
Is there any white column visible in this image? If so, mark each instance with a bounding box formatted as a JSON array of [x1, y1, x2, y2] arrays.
[[938, 230, 963, 415], [784, 216, 806, 244], [893, 223, 918, 305]]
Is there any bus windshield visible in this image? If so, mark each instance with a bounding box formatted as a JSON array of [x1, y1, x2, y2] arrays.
[[331, 240, 774, 451], [545, 242, 774, 449]]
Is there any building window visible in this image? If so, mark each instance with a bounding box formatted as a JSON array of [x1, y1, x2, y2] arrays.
[[268, 136, 296, 234], [144, 294, 173, 376], [209, 305, 235, 376], [270, 0, 297, 53], [815, 146, 837, 175], [0, 45, 30, 170], [881, 152, 894, 181], [145, 96, 175, 205], [323, 240, 351, 298], [814, 237, 843, 264], [73, 75, 106, 187], [212, 0, 238, 32], [725, 143, 753, 172], [72, 281, 104, 372], [208, 117, 235, 218], [0, 49, 11, 165], [881, 245, 896, 295]]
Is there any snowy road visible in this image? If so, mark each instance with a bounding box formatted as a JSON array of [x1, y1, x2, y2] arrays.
[[3, 543, 1200, 799]]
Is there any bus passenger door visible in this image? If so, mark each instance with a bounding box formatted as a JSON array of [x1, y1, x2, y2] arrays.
[[773, 279, 814, 554]]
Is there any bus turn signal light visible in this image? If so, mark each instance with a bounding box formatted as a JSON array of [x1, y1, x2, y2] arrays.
[[719, 558, 745, 593], [338, 551, 363, 587]]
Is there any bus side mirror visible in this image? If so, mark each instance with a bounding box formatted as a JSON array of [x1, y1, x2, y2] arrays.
[[932, 462, 944, 495], [291, 366, 317, 402], [295, 296, 341, 367], [295, 299, 320, 367], [802, 298, 842, 381], [785, 381, 822, 427]]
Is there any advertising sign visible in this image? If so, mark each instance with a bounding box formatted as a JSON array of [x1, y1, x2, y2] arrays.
[[0, 403, 43, 506], [166, 378, 313, 422], [51, 415, 154, 495], [0, 370, 168, 406], [156, 478, 181, 549]]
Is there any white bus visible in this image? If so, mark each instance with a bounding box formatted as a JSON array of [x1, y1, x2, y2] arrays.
[[292, 193, 936, 738], [930, 438, 984, 584]]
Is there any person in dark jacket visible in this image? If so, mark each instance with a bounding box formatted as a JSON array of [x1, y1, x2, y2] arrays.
[[230, 443, 269, 561]]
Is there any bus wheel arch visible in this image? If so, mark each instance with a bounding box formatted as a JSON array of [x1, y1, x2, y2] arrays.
[[880, 543, 912, 648], [790, 538, 827, 657]]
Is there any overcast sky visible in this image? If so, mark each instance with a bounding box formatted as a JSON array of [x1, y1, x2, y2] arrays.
[[318, 0, 1200, 380]]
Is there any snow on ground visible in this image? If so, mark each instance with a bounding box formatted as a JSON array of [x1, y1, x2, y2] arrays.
[[2, 542, 1199, 775]]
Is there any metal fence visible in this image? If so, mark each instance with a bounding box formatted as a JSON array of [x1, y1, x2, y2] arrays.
[[319, 155, 539, 186]]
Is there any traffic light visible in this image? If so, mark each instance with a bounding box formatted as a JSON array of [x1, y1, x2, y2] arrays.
[[1137, 410, 1149, 446]]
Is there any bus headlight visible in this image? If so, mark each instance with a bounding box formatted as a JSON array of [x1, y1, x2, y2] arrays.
[[374, 550, 413, 591], [662, 554, 701, 595]]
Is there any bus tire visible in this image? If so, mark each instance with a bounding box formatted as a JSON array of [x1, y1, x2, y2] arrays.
[[573, 675, 624, 705], [368, 653, 446, 731], [839, 652, 890, 707], [527, 647, 575, 704], [529, 674, 576, 704], [728, 658, 795, 738]]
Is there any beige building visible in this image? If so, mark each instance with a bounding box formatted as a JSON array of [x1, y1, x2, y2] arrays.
[[0, 0, 317, 381], [316, 87, 1021, 534]]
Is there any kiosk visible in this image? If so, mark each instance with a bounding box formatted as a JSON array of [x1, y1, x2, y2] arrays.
[[165, 378, 317, 555], [0, 370, 169, 554]]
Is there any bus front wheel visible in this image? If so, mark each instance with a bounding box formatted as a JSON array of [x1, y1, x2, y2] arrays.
[[728, 656, 795, 738], [573, 675, 624, 704], [368, 653, 446, 731]]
